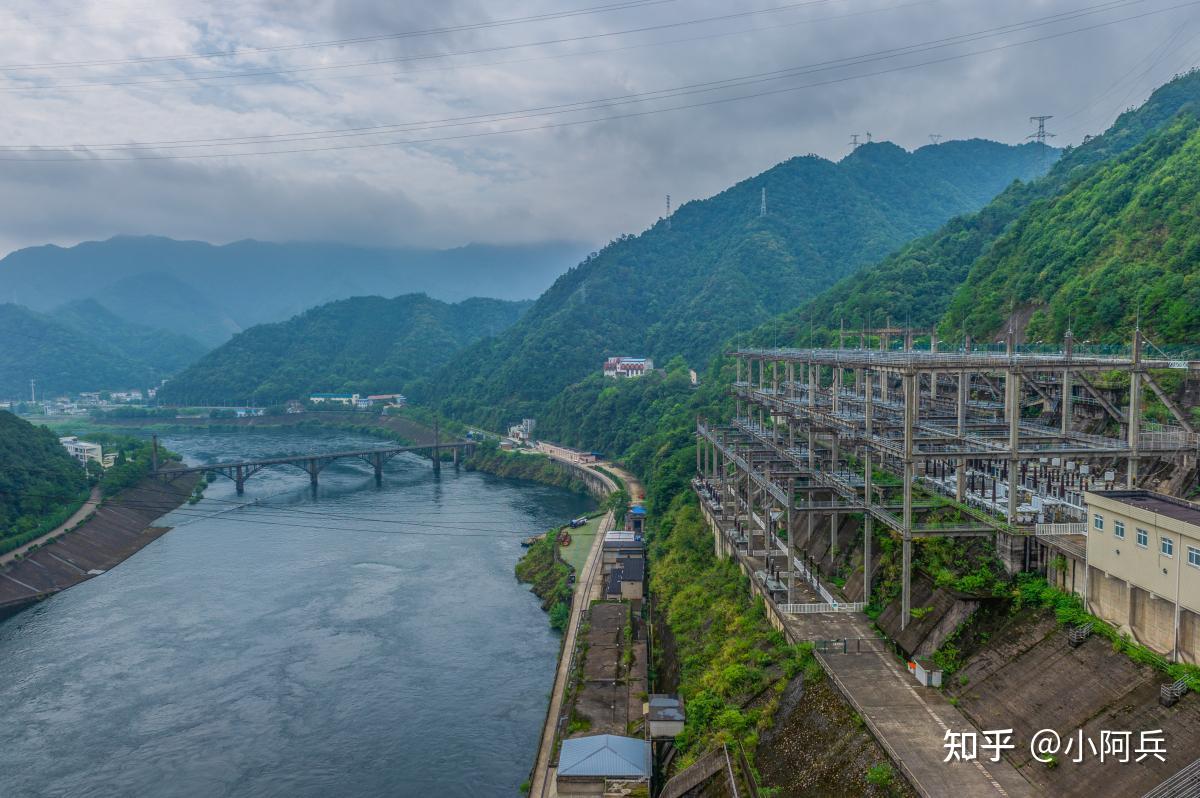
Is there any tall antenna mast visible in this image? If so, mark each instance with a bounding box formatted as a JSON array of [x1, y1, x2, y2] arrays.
[[1028, 115, 1055, 162], [665, 194, 672, 230], [849, 133, 860, 150], [865, 130, 873, 143], [30, 378, 36, 403], [760, 187, 767, 218], [929, 134, 943, 145]]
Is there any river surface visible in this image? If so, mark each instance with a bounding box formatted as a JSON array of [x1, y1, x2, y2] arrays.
[[0, 427, 593, 798]]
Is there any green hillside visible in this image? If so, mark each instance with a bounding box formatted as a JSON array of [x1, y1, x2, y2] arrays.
[[157, 294, 533, 405], [768, 69, 1200, 342], [54, 299, 208, 375], [0, 303, 176, 398], [942, 115, 1200, 344], [0, 411, 89, 551], [429, 138, 1053, 428]]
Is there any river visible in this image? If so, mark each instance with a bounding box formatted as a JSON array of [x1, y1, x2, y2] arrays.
[[0, 427, 593, 797]]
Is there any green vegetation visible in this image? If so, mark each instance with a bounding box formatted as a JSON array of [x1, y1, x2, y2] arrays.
[[748, 69, 1200, 354], [464, 440, 591, 494], [1013, 574, 1200, 690], [0, 411, 89, 554], [430, 140, 1051, 429], [650, 496, 812, 761], [943, 114, 1200, 344], [515, 532, 572, 629], [158, 294, 532, 405], [866, 762, 896, 789], [0, 303, 194, 398]]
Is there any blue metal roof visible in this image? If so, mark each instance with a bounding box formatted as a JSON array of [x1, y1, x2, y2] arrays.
[[630, 506, 646, 515], [558, 735, 651, 778]]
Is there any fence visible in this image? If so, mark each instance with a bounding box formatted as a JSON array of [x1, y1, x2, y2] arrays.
[[780, 601, 867, 614]]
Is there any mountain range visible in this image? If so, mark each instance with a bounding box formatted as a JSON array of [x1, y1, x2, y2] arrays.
[[0, 236, 588, 347], [156, 294, 532, 405], [422, 137, 1056, 428], [0, 301, 208, 399]]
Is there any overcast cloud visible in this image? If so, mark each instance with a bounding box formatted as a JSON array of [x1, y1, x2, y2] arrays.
[[0, 0, 1195, 255]]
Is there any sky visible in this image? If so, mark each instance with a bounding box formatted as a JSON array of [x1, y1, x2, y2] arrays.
[[0, 0, 1196, 256]]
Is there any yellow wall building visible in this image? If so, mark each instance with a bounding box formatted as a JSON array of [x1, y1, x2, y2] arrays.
[[1085, 490, 1200, 665]]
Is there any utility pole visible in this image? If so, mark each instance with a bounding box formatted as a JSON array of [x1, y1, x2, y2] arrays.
[[929, 134, 943, 145], [865, 130, 873, 143], [759, 186, 767, 218], [1028, 115, 1055, 162], [665, 194, 672, 230]]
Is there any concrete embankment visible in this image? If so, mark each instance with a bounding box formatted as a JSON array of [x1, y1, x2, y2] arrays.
[[0, 476, 197, 620]]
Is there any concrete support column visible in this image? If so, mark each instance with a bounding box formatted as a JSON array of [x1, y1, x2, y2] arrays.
[[1128, 329, 1143, 488], [308, 460, 319, 490], [957, 371, 968, 503], [1008, 370, 1021, 524], [901, 372, 915, 630], [236, 464, 245, 496], [787, 477, 796, 605], [373, 453, 383, 485]]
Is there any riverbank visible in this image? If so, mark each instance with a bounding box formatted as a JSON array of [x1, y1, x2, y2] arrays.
[[0, 475, 198, 620]]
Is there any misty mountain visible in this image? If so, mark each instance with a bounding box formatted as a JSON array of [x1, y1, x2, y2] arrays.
[[157, 294, 533, 405], [0, 303, 190, 398], [0, 236, 589, 347]]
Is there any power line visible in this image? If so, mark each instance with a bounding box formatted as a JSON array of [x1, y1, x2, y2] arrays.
[[0, 1, 935, 95], [0, 0, 1154, 154], [0, 0, 687, 72], [3, 0, 1194, 162], [0, 0, 849, 91]]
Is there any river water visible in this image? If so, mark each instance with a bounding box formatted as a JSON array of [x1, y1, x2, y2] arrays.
[[0, 427, 593, 797]]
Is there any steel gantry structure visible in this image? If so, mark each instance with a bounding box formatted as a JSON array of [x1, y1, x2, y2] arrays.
[[695, 329, 1200, 629]]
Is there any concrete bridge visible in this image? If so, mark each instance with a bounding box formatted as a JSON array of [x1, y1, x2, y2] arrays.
[[153, 440, 475, 494]]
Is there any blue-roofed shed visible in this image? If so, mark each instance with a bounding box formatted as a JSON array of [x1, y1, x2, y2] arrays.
[[557, 734, 651, 790]]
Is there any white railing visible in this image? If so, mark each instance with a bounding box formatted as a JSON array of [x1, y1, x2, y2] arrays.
[[1035, 522, 1087, 536], [780, 601, 867, 614], [790, 555, 836, 604]]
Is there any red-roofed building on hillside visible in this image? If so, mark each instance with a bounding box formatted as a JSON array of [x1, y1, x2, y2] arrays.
[[603, 356, 653, 379]]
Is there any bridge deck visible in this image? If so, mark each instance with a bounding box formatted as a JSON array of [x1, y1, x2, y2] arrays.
[[156, 442, 472, 475]]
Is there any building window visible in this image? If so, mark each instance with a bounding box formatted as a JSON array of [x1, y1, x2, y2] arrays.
[[1136, 528, 1149, 548], [1189, 546, 1200, 569], [1161, 536, 1174, 558], [1093, 513, 1104, 531], [1114, 520, 1125, 539]]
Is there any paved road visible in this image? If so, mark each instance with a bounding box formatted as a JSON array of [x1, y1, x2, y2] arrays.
[[529, 459, 632, 798], [0, 487, 101, 567]]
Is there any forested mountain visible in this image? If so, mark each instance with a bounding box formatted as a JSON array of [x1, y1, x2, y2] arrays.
[[429, 138, 1053, 428], [0, 236, 587, 346], [157, 294, 533, 405], [771, 69, 1200, 344], [54, 299, 208, 375], [0, 303, 198, 398], [0, 411, 88, 546]]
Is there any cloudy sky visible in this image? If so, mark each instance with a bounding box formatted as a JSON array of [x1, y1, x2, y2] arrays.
[[0, 0, 1195, 255]]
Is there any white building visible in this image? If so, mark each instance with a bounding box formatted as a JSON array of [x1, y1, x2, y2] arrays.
[[309, 393, 358, 405], [60, 436, 103, 467], [509, 418, 536, 443], [603, 356, 653, 378]]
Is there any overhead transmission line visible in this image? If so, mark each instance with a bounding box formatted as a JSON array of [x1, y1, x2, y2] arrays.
[[0, 0, 688, 71], [0, 0, 848, 90], [0, 1, 934, 95], [0, 0, 1169, 157]]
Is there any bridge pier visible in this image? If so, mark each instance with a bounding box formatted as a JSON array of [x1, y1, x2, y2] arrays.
[[432, 446, 441, 475], [307, 459, 319, 491], [372, 453, 383, 486], [236, 464, 245, 496]]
